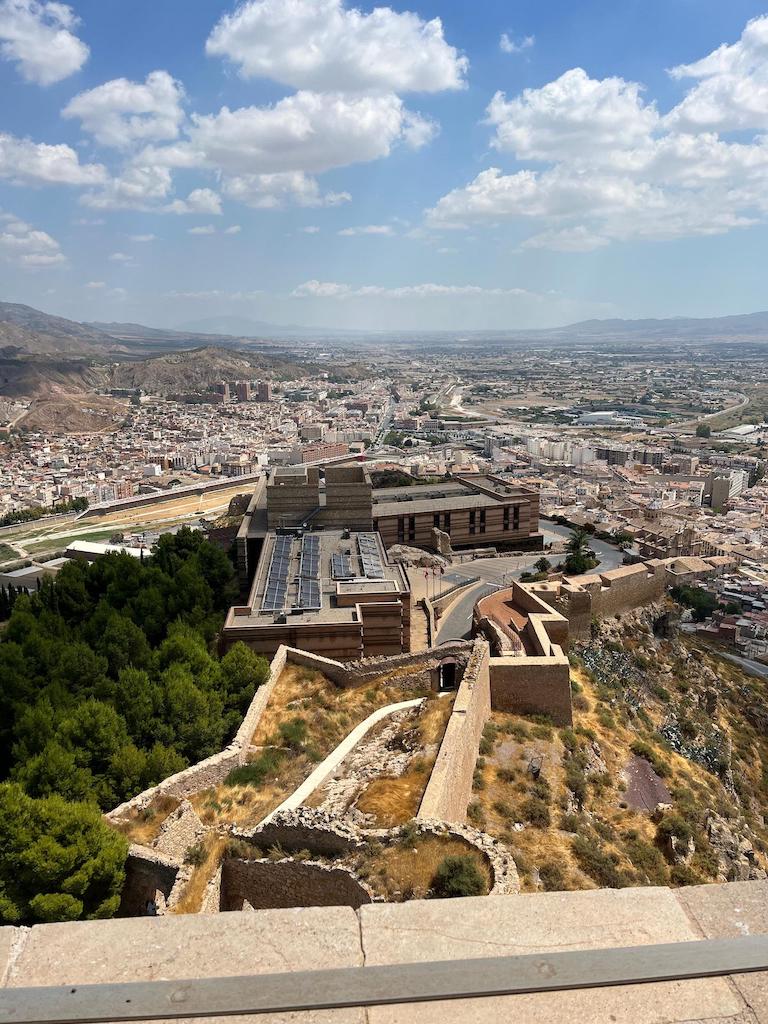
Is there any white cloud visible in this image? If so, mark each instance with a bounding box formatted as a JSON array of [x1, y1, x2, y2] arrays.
[[188, 225, 216, 235], [222, 170, 350, 209], [667, 15, 768, 133], [130, 233, 155, 242], [224, 224, 241, 234], [148, 91, 434, 177], [338, 224, 394, 236], [291, 279, 534, 299], [0, 131, 106, 186], [80, 164, 172, 210], [487, 68, 658, 161], [63, 70, 185, 149], [109, 251, 133, 262], [521, 226, 610, 252], [165, 288, 264, 300], [206, 0, 467, 93], [0, 0, 87, 85], [500, 32, 534, 55], [85, 280, 105, 288], [301, 225, 320, 234], [0, 211, 65, 267], [165, 187, 222, 215], [427, 28, 768, 250]]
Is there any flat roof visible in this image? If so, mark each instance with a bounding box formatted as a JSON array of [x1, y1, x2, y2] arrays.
[[235, 529, 408, 626]]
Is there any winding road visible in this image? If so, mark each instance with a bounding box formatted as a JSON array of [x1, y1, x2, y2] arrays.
[[436, 522, 625, 643]]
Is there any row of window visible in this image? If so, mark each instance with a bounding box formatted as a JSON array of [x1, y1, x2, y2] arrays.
[[393, 505, 521, 541]]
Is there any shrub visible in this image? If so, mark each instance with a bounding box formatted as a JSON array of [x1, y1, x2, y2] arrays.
[[656, 813, 693, 846], [472, 769, 486, 791], [503, 721, 529, 741], [539, 861, 566, 891], [492, 800, 513, 818], [531, 778, 551, 803], [630, 740, 670, 778], [496, 766, 516, 783], [571, 836, 623, 888], [278, 717, 308, 749], [559, 813, 582, 833], [430, 856, 486, 898], [225, 749, 283, 787], [624, 839, 668, 885], [398, 821, 419, 847], [521, 796, 550, 828], [467, 801, 485, 826], [559, 727, 578, 752], [564, 764, 587, 806], [478, 737, 494, 756], [184, 842, 207, 867], [670, 864, 705, 887]]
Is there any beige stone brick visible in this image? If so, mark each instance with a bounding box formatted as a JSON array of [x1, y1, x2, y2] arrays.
[[360, 887, 747, 1024]]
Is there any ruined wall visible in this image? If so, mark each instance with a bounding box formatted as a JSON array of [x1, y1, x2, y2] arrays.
[[417, 639, 491, 824], [219, 858, 373, 912], [118, 845, 180, 918], [489, 656, 573, 726]]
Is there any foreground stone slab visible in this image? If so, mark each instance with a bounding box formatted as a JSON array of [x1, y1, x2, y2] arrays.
[[678, 881, 768, 1023], [5, 907, 364, 1024], [359, 887, 748, 1024], [0, 929, 20, 986]]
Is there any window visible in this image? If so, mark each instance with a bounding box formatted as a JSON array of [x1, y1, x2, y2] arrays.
[[408, 515, 416, 542], [433, 512, 440, 528], [469, 509, 476, 535], [513, 505, 520, 531], [397, 516, 404, 543], [503, 507, 510, 532], [480, 509, 486, 534], [444, 511, 451, 531]]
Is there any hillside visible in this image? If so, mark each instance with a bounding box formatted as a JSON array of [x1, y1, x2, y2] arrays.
[[0, 302, 119, 356], [469, 604, 768, 892], [107, 345, 312, 393]]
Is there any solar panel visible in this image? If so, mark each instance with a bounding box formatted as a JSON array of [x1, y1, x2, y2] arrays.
[[331, 553, 354, 579], [297, 578, 321, 610], [357, 533, 385, 579], [261, 534, 294, 612]]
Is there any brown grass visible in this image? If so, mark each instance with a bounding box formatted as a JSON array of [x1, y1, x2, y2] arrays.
[[111, 795, 180, 846], [170, 833, 228, 915], [356, 769, 429, 826], [356, 836, 492, 901]]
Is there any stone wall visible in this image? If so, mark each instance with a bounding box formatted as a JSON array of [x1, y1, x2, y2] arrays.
[[118, 845, 180, 917], [489, 656, 573, 726], [238, 809, 364, 857], [152, 801, 206, 862], [219, 858, 373, 912], [417, 639, 491, 824]]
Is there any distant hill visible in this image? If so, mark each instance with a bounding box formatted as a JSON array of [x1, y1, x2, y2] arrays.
[[107, 345, 312, 394], [540, 311, 768, 344], [0, 302, 120, 356]]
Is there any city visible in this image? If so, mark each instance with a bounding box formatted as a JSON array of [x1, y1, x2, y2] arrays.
[[3, 2, 768, 1022]]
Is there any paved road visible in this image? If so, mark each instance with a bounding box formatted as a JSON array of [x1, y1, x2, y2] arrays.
[[435, 523, 625, 643], [720, 652, 768, 680]]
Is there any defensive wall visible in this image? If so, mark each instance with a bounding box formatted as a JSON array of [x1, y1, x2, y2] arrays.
[[107, 642, 477, 822], [532, 555, 737, 640], [417, 639, 491, 823]]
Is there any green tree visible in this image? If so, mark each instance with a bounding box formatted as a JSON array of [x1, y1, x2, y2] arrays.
[[696, 424, 711, 438], [220, 642, 270, 716], [562, 529, 598, 576], [533, 557, 552, 575], [0, 783, 127, 924], [430, 855, 487, 898]]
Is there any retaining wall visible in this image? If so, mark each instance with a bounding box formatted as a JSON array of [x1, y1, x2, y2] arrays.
[[219, 858, 373, 912], [489, 656, 573, 726], [417, 639, 491, 824]]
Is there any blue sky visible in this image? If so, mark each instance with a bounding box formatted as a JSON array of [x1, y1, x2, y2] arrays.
[[2, 0, 768, 332]]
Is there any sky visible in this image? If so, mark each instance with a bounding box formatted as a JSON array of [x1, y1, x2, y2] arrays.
[[2, 0, 768, 333]]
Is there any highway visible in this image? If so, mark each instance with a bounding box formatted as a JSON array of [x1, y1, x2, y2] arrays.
[[435, 522, 625, 643]]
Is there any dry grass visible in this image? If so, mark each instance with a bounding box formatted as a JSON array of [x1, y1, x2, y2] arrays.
[[111, 795, 180, 846], [170, 833, 228, 915], [353, 695, 454, 826], [356, 768, 429, 827], [356, 836, 492, 901]]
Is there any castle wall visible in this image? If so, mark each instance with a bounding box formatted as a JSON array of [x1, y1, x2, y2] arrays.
[[219, 858, 373, 912], [417, 640, 490, 824], [489, 656, 573, 726]]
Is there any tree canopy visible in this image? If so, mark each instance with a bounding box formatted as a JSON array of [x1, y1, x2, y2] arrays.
[[0, 528, 269, 810], [0, 783, 128, 924]]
